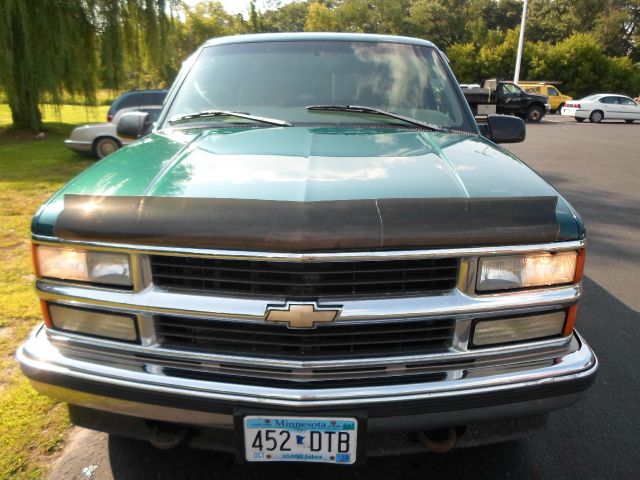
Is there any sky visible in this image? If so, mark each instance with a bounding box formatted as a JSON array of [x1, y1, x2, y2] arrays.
[[183, 0, 297, 16]]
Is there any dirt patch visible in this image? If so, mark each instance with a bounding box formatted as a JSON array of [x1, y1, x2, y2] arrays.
[[0, 326, 14, 340], [46, 428, 113, 480], [0, 127, 51, 143]]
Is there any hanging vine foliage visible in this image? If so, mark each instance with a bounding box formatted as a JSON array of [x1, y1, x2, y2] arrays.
[[0, 0, 177, 130], [96, 0, 178, 91], [0, 0, 97, 130]]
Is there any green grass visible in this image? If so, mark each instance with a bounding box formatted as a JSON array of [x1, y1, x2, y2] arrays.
[[0, 103, 107, 479]]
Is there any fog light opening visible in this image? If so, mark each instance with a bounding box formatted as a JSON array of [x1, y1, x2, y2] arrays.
[[471, 311, 566, 347], [47, 303, 138, 342]]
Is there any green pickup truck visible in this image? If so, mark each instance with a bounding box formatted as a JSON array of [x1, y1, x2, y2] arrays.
[[19, 33, 596, 464]]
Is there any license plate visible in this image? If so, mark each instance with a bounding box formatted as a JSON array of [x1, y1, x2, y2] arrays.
[[243, 416, 358, 464]]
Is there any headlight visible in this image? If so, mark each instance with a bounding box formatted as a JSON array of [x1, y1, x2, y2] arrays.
[[34, 245, 132, 287], [477, 251, 578, 292]]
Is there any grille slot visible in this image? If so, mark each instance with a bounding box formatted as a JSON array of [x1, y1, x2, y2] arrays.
[[155, 316, 455, 360], [150, 256, 459, 298]]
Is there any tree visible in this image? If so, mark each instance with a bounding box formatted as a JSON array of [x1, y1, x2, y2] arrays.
[[529, 33, 611, 97], [447, 43, 484, 83], [407, 0, 468, 48], [333, 0, 381, 33], [262, 1, 310, 32], [249, 0, 263, 32], [304, 2, 337, 31], [525, 0, 580, 43], [0, 0, 178, 130], [0, 0, 97, 130], [178, 1, 244, 56], [101, 0, 178, 90], [99, 1, 125, 90]]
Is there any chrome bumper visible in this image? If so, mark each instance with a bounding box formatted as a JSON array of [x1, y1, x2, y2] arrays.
[[18, 325, 597, 431]]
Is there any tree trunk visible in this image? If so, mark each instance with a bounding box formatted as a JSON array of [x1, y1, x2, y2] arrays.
[[8, 92, 42, 131], [5, 2, 42, 130]]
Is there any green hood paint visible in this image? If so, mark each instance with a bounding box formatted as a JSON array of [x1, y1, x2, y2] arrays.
[[33, 127, 582, 240]]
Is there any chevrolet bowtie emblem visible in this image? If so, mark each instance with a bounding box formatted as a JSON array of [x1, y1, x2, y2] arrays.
[[265, 303, 341, 329]]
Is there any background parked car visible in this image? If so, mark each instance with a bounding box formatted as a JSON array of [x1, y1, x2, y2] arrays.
[[519, 82, 572, 113], [561, 94, 640, 123], [106, 89, 167, 122], [65, 106, 162, 158]]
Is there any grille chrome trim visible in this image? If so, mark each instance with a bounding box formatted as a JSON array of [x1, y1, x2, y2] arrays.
[[32, 236, 584, 262], [161, 367, 449, 388], [44, 325, 573, 371], [36, 280, 581, 326], [44, 326, 572, 388]]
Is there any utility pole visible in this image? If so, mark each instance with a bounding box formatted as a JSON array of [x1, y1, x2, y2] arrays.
[[513, 0, 528, 84]]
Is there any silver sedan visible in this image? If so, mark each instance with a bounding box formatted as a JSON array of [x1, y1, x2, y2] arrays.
[[64, 106, 161, 158], [561, 94, 640, 123]]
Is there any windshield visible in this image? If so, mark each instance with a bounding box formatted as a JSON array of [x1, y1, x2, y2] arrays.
[[163, 40, 473, 131]]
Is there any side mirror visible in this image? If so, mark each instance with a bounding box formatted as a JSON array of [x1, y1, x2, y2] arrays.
[[116, 112, 152, 139], [482, 114, 526, 144]]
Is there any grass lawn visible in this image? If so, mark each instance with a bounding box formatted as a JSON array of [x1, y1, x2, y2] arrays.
[[0, 103, 107, 479]]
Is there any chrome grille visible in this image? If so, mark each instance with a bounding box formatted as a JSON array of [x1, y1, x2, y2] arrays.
[[155, 316, 455, 360], [149, 256, 459, 298]]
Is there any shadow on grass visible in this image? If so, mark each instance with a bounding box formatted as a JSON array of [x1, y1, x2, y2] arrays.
[[0, 122, 94, 184]]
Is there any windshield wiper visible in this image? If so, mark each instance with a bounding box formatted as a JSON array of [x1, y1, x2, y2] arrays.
[[306, 105, 446, 132], [169, 110, 292, 127]]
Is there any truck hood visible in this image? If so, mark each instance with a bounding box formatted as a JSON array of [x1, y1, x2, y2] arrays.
[[33, 126, 581, 241]]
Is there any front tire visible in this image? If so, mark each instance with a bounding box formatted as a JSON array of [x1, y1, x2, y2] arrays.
[[589, 110, 603, 123], [93, 137, 121, 159], [527, 106, 544, 122]]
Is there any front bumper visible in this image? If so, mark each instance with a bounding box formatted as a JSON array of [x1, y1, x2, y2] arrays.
[[18, 325, 597, 434]]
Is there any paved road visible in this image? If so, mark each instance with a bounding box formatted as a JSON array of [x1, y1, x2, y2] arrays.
[[47, 116, 640, 480]]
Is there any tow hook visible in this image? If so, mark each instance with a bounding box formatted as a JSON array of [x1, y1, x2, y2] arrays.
[[417, 427, 457, 453], [148, 423, 189, 450]]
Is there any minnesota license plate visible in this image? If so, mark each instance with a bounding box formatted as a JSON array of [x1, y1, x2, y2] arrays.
[[243, 416, 358, 464]]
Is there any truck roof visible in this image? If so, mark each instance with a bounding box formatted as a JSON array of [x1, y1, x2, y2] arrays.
[[518, 81, 564, 85], [202, 32, 436, 49]]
